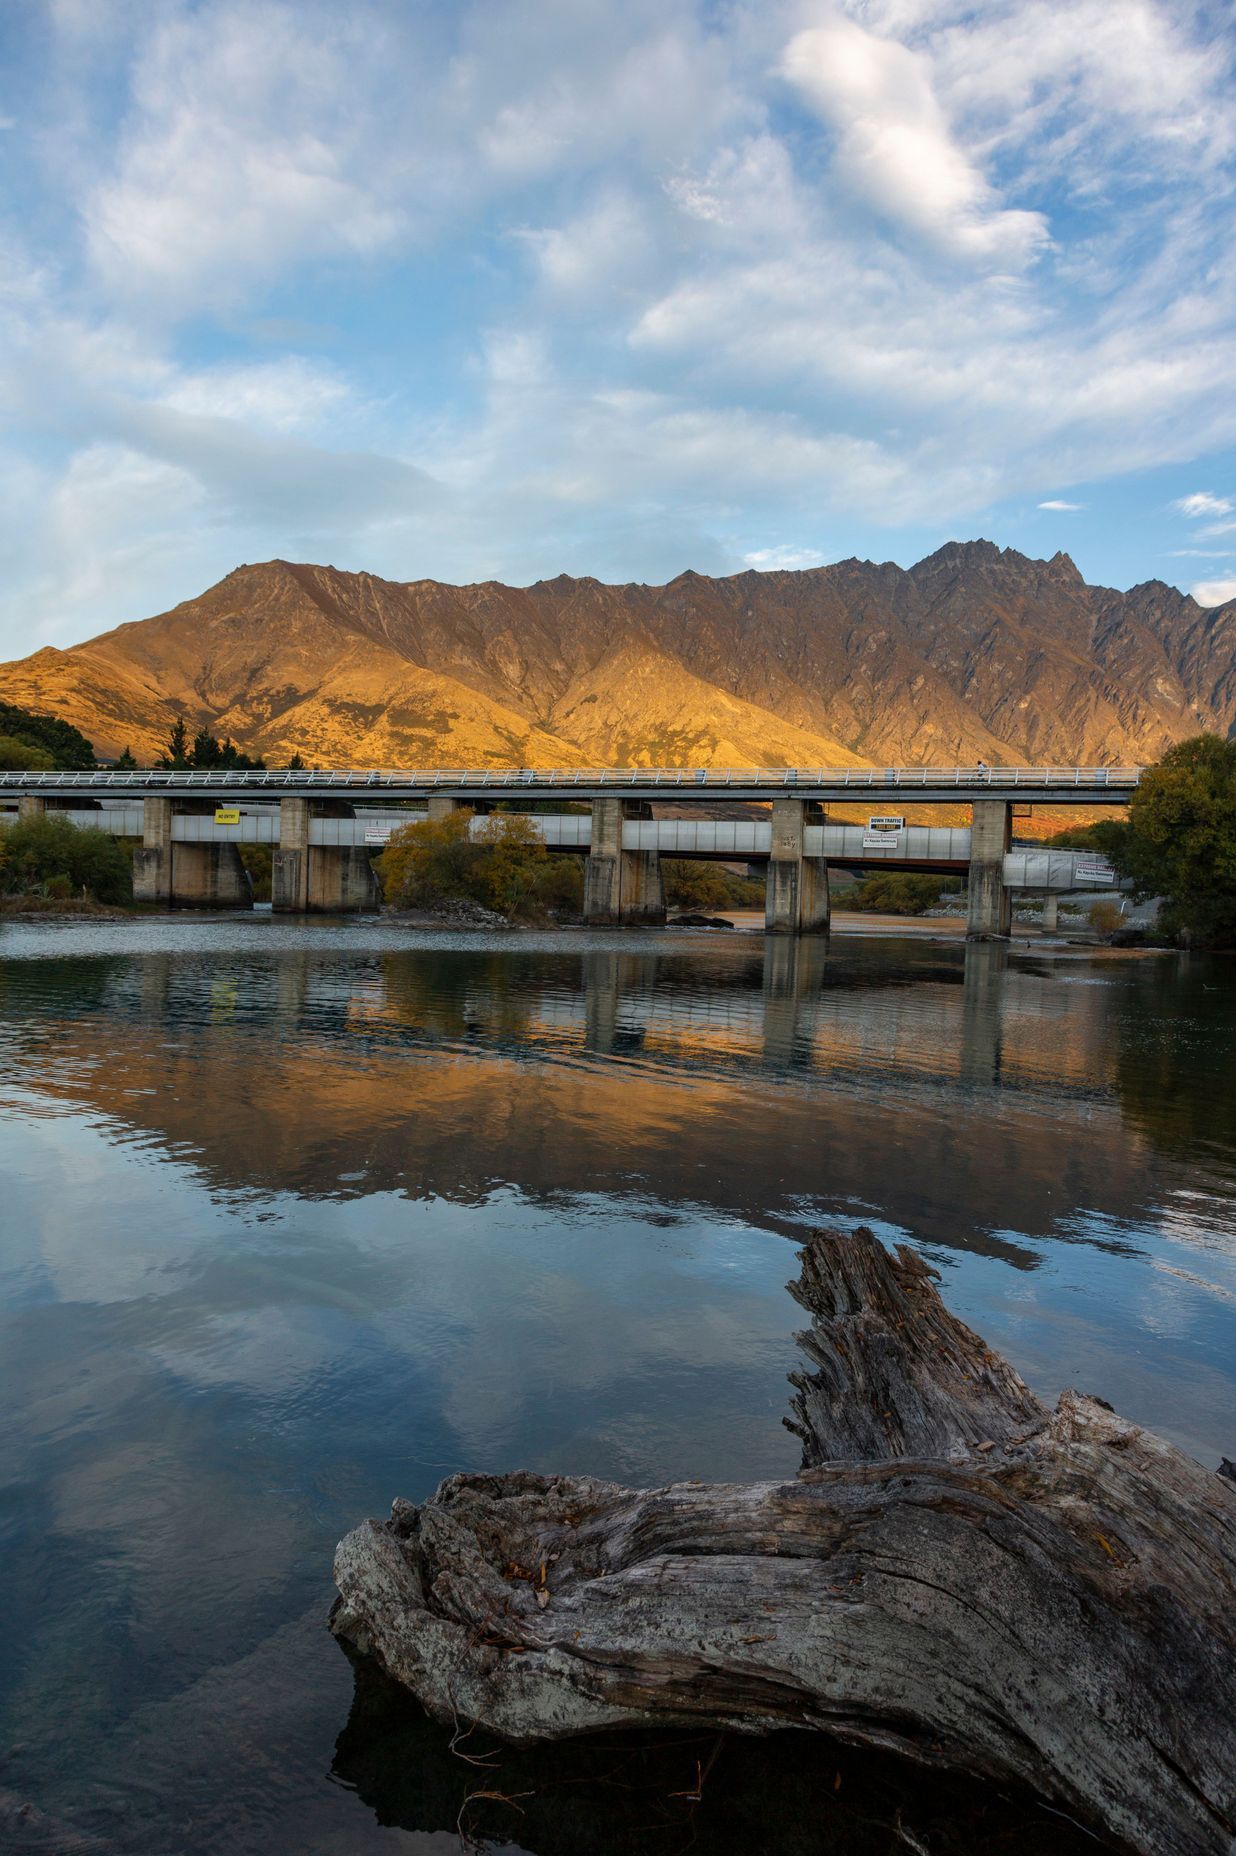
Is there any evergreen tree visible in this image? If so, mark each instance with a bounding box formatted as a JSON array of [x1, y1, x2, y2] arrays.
[[162, 717, 190, 768]]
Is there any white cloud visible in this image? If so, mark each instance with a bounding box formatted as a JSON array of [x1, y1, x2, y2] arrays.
[[1038, 500, 1084, 511], [1174, 490, 1233, 518], [2, 0, 1236, 648], [83, 3, 409, 310], [780, 13, 1049, 265], [744, 545, 827, 570], [1192, 578, 1236, 607]]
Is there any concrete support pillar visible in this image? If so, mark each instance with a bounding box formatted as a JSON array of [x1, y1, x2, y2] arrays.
[[272, 797, 311, 912], [966, 800, 1012, 940], [17, 793, 46, 821], [306, 845, 382, 912], [170, 842, 253, 909], [764, 798, 830, 935], [583, 799, 666, 926], [1041, 893, 1059, 933], [133, 796, 174, 905], [427, 794, 469, 822]]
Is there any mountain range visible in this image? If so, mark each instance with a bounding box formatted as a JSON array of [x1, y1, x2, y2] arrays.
[[2, 540, 1233, 770]]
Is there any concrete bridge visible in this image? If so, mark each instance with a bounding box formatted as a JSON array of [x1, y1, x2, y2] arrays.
[[0, 765, 1132, 937]]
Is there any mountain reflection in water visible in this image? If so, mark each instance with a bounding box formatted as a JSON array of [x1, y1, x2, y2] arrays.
[[0, 919, 1233, 1856]]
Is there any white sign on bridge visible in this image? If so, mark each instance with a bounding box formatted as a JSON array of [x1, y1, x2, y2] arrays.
[[1072, 855, 1116, 884], [863, 813, 904, 849], [363, 824, 393, 845]]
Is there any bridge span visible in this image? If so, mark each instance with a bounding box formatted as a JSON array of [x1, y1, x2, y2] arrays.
[[0, 765, 1130, 937]]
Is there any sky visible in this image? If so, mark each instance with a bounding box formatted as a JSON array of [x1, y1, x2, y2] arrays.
[[1, 0, 1236, 660]]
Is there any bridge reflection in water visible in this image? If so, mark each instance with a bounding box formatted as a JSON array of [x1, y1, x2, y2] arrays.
[[3, 920, 1235, 1856]]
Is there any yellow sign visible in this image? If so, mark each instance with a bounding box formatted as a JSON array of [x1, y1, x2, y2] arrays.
[[214, 807, 240, 825]]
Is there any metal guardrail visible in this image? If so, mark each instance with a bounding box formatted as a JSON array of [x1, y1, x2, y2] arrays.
[[0, 765, 1142, 791]]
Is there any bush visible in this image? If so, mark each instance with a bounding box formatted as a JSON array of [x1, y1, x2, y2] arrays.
[[377, 811, 580, 921], [844, 873, 955, 915], [1088, 899, 1123, 937], [662, 859, 765, 912], [0, 813, 132, 904], [238, 843, 273, 902]]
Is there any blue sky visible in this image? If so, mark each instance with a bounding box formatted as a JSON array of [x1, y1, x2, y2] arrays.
[[1, 0, 1235, 658]]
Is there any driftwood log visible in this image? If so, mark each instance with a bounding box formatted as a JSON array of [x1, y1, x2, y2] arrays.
[[331, 1229, 1236, 1856]]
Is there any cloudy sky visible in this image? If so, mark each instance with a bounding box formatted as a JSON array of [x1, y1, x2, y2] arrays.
[[1, 0, 1235, 657]]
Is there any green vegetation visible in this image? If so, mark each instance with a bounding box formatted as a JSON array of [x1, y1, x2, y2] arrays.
[[662, 859, 765, 912], [0, 736, 55, 771], [377, 811, 582, 920], [0, 702, 95, 769], [1098, 734, 1236, 946], [0, 813, 132, 905], [238, 843, 273, 902], [841, 872, 962, 915]]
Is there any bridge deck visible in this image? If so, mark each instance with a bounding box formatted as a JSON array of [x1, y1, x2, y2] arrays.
[[0, 765, 1139, 805]]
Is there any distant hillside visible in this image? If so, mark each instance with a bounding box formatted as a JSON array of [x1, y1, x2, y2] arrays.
[[1, 542, 1232, 770]]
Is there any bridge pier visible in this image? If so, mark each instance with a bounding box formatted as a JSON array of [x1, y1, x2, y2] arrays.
[[272, 797, 381, 912], [171, 841, 252, 907], [1041, 893, 1059, 933], [584, 798, 666, 926], [17, 793, 47, 821], [765, 798, 830, 935], [273, 797, 311, 911], [967, 801, 1012, 940], [133, 796, 252, 907], [133, 796, 174, 905], [427, 793, 471, 822]]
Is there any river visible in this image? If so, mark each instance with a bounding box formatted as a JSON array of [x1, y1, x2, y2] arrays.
[[1, 917, 1234, 1854]]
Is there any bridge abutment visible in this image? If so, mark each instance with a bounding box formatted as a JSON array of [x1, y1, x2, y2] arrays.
[[584, 798, 666, 926], [967, 801, 1012, 940], [765, 798, 830, 935]]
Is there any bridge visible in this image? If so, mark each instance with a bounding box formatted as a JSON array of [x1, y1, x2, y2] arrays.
[[0, 765, 1132, 937]]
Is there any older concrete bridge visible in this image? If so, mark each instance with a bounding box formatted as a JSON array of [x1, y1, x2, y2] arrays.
[[0, 765, 1134, 937]]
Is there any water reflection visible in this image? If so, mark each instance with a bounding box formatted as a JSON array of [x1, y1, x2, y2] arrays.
[[0, 919, 1234, 1855], [332, 1654, 1097, 1856]]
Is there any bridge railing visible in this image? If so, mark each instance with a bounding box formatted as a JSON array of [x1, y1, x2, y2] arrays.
[[0, 765, 1143, 791]]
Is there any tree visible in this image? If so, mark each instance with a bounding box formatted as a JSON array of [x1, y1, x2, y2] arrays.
[[1106, 733, 1236, 945], [377, 811, 569, 920], [162, 717, 190, 768], [0, 702, 95, 768], [113, 746, 138, 769], [285, 752, 305, 771], [0, 813, 132, 904], [0, 735, 56, 771]]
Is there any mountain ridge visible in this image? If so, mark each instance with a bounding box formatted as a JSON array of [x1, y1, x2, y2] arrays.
[[1, 542, 1231, 769]]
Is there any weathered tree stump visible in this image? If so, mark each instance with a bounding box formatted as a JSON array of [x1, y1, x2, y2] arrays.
[[331, 1228, 1236, 1856]]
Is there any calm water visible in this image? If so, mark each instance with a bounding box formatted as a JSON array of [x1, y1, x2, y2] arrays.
[[1, 917, 1234, 1854]]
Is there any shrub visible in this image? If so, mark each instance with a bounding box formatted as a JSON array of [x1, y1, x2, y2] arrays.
[[662, 859, 765, 912], [377, 810, 579, 921], [1088, 899, 1123, 937], [0, 813, 132, 904], [845, 873, 954, 915]]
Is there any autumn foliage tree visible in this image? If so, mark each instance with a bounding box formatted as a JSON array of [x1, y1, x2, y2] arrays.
[[377, 810, 580, 920]]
